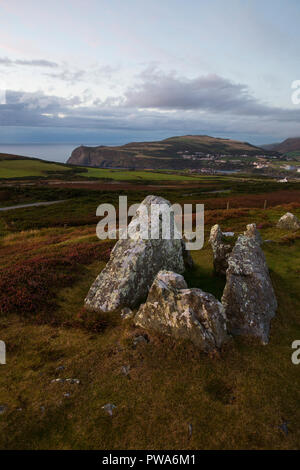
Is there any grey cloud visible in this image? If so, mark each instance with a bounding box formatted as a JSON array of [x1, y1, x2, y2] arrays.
[[0, 84, 300, 144], [124, 70, 250, 111], [122, 69, 300, 122], [0, 57, 58, 68], [45, 65, 118, 84], [44, 70, 86, 84]]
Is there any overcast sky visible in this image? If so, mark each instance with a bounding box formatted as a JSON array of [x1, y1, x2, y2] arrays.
[[0, 0, 299, 146]]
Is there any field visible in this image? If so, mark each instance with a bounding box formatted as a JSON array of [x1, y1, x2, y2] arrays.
[[0, 174, 300, 450], [0, 153, 229, 182], [77, 167, 201, 181], [0, 157, 71, 179]]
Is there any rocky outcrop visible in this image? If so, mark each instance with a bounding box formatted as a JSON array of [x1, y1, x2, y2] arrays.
[[85, 195, 188, 313], [135, 270, 229, 351], [209, 224, 232, 276], [277, 212, 300, 231], [222, 234, 277, 343]]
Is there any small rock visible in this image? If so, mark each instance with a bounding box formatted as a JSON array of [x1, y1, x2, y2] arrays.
[[63, 393, 71, 398], [121, 365, 130, 376], [133, 335, 149, 347], [188, 423, 193, 439], [277, 212, 300, 231], [222, 232, 234, 237], [121, 307, 134, 319], [51, 378, 65, 384], [40, 406, 45, 413], [51, 378, 80, 385], [102, 403, 116, 417], [0, 405, 7, 415], [65, 378, 80, 384], [56, 365, 65, 371], [278, 421, 289, 436]]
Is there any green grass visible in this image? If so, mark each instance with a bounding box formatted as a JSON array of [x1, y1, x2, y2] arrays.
[[0, 157, 241, 182], [0, 159, 71, 178], [78, 167, 201, 181]]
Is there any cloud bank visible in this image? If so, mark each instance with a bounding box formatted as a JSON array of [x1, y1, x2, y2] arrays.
[[0, 63, 300, 144]]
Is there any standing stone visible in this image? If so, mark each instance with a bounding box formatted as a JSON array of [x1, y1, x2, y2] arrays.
[[244, 223, 262, 245], [85, 196, 187, 313], [221, 235, 277, 343], [135, 270, 229, 351], [209, 224, 232, 276], [277, 212, 300, 231]]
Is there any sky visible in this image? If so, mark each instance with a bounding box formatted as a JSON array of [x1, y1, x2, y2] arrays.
[[0, 0, 300, 147]]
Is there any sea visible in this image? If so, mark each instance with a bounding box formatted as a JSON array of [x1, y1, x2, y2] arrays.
[[0, 143, 102, 164]]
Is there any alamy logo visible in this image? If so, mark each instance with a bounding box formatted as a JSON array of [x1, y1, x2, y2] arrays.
[[0, 341, 6, 365], [96, 196, 204, 250], [291, 340, 300, 365]]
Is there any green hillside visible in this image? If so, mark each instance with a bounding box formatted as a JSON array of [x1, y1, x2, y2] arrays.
[[0, 157, 71, 178], [0, 153, 77, 179]]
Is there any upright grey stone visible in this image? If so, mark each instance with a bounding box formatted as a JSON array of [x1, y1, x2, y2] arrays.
[[85, 195, 187, 313], [222, 234, 277, 343], [209, 224, 232, 276]]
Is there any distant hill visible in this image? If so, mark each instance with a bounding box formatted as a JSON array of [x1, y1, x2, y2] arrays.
[[262, 137, 300, 154], [67, 135, 271, 170]]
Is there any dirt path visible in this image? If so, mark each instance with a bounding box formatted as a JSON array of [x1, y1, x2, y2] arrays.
[[0, 200, 67, 212]]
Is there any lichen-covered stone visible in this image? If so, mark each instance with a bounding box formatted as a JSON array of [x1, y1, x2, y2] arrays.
[[85, 195, 187, 313], [277, 212, 300, 231], [244, 223, 262, 245], [222, 234, 277, 343], [135, 270, 229, 351], [209, 224, 232, 276]]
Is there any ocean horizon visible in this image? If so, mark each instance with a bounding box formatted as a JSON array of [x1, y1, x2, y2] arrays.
[[0, 143, 117, 164]]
